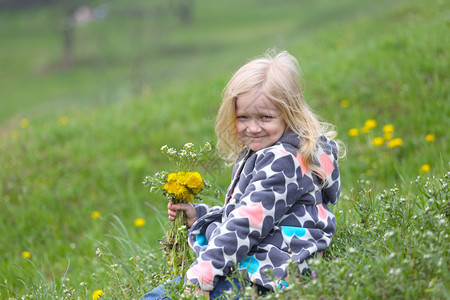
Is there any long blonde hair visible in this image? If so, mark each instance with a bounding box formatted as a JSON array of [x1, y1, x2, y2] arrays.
[[215, 50, 339, 176]]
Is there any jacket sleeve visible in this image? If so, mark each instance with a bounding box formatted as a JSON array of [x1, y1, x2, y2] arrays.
[[193, 203, 222, 220], [185, 149, 305, 290], [321, 139, 341, 206]]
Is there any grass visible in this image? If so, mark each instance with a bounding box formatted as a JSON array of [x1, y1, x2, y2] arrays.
[[0, 0, 449, 298]]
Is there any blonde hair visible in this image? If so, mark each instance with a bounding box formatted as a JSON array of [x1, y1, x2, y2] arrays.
[[215, 50, 339, 176]]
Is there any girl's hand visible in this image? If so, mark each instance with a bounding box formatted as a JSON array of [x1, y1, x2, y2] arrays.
[[168, 200, 197, 228]]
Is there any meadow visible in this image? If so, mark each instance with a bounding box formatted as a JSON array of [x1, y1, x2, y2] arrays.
[[0, 0, 448, 299]]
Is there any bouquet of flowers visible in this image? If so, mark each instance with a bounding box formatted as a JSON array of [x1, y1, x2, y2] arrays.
[[143, 142, 219, 276]]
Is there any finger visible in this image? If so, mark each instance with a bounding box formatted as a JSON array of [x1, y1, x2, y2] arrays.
[[171, 203, 188, 212]]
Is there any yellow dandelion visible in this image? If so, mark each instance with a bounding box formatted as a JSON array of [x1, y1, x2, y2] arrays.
[[383, 124, 395, 133], [22, 251, 31, 259], [175, 171, 188, 185], [387, 138, 403, 148], [425, 134, 435, 142], [163, 180, 181, 194], [92, 290, 103, 300], [182, 192, 195, 202], [174, 184, 189, 199], [420, 164, 430, 173], [134, 218, 146, 227], [348, 128, 359, 137], [91, 211, 101, 219], [340, 99, 349, 108], [372, 137, 385, 146], [58, 116, 68, 125], [11, 130, 19, 139], [164, 181, 189, 200], [364, 119, 377, 129], [361, 126, 370, 134], [384, 131, 393, 140], [20, 118, 29, 128], [167, 172, 178, 182], [184, 172, 204, 192]]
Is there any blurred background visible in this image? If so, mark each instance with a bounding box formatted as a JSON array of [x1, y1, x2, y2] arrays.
[[0, 0, 448, 297], [0, 0, 416, 124]]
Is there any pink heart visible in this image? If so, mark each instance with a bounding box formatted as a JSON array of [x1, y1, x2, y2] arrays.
[[320, 153, 334, 177], [237, 202, 264, 226], [296, 154, 309, 175], [188, 261, 213, 286], [317, 203, 328, 220]]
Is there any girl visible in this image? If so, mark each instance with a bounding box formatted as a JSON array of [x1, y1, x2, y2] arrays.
[[142, 50, 341, 299]]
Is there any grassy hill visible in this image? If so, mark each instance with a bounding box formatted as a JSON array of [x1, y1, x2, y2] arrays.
[[0, 0, 448, 298]]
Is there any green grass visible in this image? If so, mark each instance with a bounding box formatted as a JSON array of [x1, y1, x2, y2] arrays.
[[0, 0, 449, 298]]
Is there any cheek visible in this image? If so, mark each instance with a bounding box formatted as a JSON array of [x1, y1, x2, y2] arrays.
[[235, 121, 245, 134], [268, 123, 286, 138]]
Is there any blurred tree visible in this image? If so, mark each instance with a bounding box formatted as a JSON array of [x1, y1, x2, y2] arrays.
[[0, 0, 59, 9], [62, 2, 78, 68], [60, 1, 107, 68], [169, 0, 194, 25]]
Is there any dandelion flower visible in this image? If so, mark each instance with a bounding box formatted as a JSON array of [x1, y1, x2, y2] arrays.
[[182, 192, 195, 202], [91, 211, 101, 219], [372, 137, 385, 146], [92, 290, 103, 300], [361, 126, 370, 134], [20, 118, 29, 128], [384, 131, 393, 140], [364, 119, 377, 129], [387, 138, 403, 148], [58, 116, 68, 125], [340, 99, 349, 108], [348, 128, 359, 137], [174, 171, 187, 184], [11, 130, 19, 139], [164, 181, 187, 197], [167, 172, 178, 182], [383, 124, 395, 133], [425, 134, 435, 142], [420, 164, 431, 173], [184, 172, 204, 192], [22, 251, 31, 259], [134, 218, 146, 227]]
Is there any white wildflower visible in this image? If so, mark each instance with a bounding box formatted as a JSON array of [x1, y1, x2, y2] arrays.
[[385, 231, 395, 238], [95, 248, 102, 257], [184, 142, 194, 149]]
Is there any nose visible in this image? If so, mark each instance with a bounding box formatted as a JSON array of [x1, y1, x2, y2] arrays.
[[247, 119, 261, 133]]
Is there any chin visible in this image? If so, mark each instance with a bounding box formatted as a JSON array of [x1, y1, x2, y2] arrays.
[[249, 144, 264, 151]]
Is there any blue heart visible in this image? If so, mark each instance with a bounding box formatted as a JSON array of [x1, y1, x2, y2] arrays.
[[239, 256, 260, 274], [282, 226, 306, 238], [196, 233, 208, 247]]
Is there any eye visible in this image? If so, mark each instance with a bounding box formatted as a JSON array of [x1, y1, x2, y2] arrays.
[[262, 115, 273, 120], [236, 115, 247, 120]]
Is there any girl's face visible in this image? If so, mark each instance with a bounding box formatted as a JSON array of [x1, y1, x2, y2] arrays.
[[235, 92, 288, 151]]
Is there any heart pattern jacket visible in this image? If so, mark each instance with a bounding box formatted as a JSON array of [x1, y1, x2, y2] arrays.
[[186, 131, 340, 291]]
